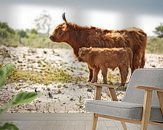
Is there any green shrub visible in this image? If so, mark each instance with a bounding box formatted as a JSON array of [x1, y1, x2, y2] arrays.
[[0, 123, 19, 130], [0, 64, 40, 130], [0, 64, 14, 88], [0, 22, 19, 47], [153, 23, 163, 38], [147, 37, 163, 54], [0, 22, 15, 35]]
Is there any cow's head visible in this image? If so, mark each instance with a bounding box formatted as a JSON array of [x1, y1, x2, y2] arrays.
[[78, 47, 92, 62], [49, 13, 70, 42]]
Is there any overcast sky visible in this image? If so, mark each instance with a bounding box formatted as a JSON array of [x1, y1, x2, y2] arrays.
[[0, 0, 163, 36]]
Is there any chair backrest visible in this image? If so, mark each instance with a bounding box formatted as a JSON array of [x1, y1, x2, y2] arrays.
[[123, 68, 163, 107]]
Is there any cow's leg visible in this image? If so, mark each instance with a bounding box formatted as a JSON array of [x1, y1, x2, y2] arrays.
[[88, 67, 93, 82], [119, 66, 128, 86], [140, 51, 145, 68], [101, 67, 108, 84], [132, 49, 146, 73], [132, 53, 140, 73], [91, 68, 100, 83]]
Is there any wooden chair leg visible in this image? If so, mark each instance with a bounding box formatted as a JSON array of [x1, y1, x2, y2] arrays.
[[95, 86, 102, 100], [109, 88, 118, 101], [157, 91, 163, 114], [91, 86, 101, 130], [121, 121, 127, 130], [141, 90, 152, 130], [92, 113, 98, 130], [109, 87, 127, 130]]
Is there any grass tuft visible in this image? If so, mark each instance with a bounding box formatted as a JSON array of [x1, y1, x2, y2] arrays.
[[9, 67, 85, 85]]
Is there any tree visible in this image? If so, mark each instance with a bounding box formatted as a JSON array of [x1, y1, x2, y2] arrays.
[[34, 10, 52, 34], [30, 29, 38, 35], [0, 22, 15, 34], [0, 22, 19, 47], [17, 30, 28, 45], [17, 30, 28, 38], [0, 22, 15, 39], [154, 23, 163, 38]]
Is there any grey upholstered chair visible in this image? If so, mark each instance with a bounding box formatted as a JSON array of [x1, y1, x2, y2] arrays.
[[86, 68, 163, 130]]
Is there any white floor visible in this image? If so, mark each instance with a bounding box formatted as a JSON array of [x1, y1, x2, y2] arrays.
[[0, 113, 141, 130]]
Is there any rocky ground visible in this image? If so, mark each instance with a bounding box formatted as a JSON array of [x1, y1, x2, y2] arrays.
[[0, 46, 163, 113]]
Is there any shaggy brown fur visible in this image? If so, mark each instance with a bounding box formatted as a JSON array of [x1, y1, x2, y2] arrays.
[[49, 14, 147, 81], [78, 47, 133, 86]]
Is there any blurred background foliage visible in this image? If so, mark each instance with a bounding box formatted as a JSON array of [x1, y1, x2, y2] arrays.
[[153, 23, 163, 38], [0, 21, 70, 49], [0, 21, 163, 54]]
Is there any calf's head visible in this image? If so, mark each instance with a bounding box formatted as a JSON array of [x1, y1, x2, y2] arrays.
[[49, 13, 69, 42], [78, 47, 92, 62]]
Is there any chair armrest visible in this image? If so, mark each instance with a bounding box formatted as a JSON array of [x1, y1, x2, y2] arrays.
[[137, 86, 163, 92], [89, 82, 115, 89], [137, 86, 163, 124]]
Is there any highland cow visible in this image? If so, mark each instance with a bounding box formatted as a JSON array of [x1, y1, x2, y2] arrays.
[[78, 47, 133, 86], [49, 13, 147, 82]]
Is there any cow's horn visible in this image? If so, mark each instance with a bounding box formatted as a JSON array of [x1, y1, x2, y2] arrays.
[[62, 12, 68, 24]]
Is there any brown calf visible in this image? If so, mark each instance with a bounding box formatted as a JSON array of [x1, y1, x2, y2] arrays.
[[78, 47, 133, 86]]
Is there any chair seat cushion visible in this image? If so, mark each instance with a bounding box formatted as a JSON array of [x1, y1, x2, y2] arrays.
[[86, 100, 163, 122]]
